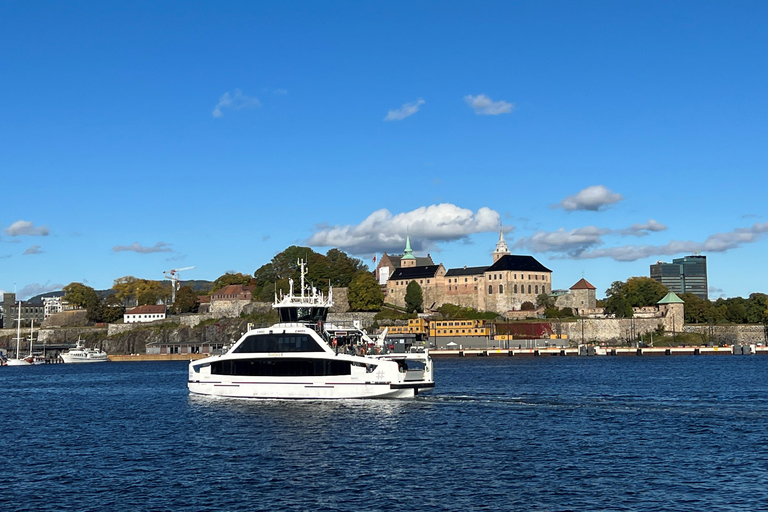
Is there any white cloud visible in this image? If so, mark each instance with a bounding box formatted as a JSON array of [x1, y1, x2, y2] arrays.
[[308, 203, 504, 254], [558, 185, 623, 212], [18, 282, 64, 300], [515, 226, 611, 257], [5, 220, 50, 236], [518, 222, 768, 262], [620, 219, 667, 237], [212, 89, 261, 118], [384, 99, 425, 121], [23, 245, 43, 255], [112, 242, 174, 254], [464, 94, 514, 115]]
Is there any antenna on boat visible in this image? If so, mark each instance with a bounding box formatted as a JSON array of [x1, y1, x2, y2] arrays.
[[298, 258, 306, 300]]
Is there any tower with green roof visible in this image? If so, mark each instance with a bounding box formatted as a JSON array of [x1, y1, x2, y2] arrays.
[[401, 235, 417, 268]]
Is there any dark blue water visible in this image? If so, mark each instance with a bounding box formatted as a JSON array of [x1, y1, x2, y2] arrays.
[[1, 356, 766, 511]]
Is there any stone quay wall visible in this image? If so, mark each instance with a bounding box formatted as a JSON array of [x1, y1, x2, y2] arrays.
[[559, 317, 666, 344], [684, 324, 767, 345]]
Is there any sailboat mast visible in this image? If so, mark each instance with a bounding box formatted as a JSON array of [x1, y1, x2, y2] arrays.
[[15, 301, 22, 359], [29, 318, 34, 357]]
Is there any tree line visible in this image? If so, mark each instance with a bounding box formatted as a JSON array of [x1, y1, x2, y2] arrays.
[[599, 276, 768, 325]]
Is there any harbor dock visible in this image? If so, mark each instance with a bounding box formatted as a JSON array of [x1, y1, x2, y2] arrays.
[[430, 345, 767, 357]]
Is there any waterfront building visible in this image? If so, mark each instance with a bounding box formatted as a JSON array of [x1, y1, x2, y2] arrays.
[[124, 304, 167, 323], [1, 293, 45, 328], [554, 278, 598, 314], [650, 255, 708, 300]]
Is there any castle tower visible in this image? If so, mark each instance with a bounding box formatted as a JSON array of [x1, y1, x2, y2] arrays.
[[492, 228, 511, 263], [401, 236, 417, 268]]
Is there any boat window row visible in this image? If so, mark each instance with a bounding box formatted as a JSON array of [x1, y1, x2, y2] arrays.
[[233, 334, 324, 353], [211, 358, 351, 377], [277, 306, 328, 324]]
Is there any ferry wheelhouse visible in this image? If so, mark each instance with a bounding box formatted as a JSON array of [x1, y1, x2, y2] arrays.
[[188, 261, 434, 399]]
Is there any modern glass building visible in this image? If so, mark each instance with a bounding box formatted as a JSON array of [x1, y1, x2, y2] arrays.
[[650, 255, 708, 300]]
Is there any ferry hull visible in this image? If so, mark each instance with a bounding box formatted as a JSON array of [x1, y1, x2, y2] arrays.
[[188, 379, 433, 399]]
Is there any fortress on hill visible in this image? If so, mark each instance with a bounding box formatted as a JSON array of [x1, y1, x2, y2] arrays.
[[374, 231, 597, 315]]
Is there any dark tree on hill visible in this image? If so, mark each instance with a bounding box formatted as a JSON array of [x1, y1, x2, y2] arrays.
[[520, 301, 536, 311], [347, 271, 384, 312], [211, 272, 254, 292], [253, 246, 367, 297], [404, 281, 423, 314], [536, 293, 555, 309], [63, 282, 99, 309], [173, 285, 199, 314], [624, 277, 668, 307], [603, 281, 634, 318]]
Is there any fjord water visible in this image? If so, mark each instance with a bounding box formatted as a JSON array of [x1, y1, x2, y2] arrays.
[[1, 357, 766, 511]]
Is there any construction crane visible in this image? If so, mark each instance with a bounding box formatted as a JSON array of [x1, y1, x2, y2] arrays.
[[163, 266, 195, 304]]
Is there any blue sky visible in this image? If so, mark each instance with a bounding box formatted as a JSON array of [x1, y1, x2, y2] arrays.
[[1, 1, 766, 301]]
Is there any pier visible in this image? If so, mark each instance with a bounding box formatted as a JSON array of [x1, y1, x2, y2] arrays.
[[430, 345, 767, 357]]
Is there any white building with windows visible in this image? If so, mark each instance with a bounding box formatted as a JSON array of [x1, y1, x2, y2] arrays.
[[124, 304, 167, 323]]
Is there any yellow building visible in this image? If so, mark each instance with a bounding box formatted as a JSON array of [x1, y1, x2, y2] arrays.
[[388, 318, 429, 337], [429, 319, 492, 338]]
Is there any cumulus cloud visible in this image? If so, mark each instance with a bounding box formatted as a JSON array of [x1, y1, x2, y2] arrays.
[[5, 220, 50, 236], [23, 245, 43, 255], [112, 242, 174, 254], [557, 185, 623, 212], [517, 222, 768, 262], [464, 94, 514, 115], [18, 282, 64, 300], [384, 99, 425, 121], [212, 89, 261, 118], [308, 203, 504, 254], [620, 219, 667, 237]]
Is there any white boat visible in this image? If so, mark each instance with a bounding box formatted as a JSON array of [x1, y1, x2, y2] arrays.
[[188, 261, 434, 399], [6, 301, 32, 366], [60, 338, 109, 363]]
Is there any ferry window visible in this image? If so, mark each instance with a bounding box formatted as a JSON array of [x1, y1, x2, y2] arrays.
[[233, 334, 325, 353], [212, 358, 351, 377]]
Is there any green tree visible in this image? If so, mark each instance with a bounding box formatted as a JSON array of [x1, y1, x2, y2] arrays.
[[404, 281, 423, 314], [603, 281, 633, 318], [253, 246, 367, 296], [63, 282, 99, 309], [101, 304, 125, 323], [173, 285, 199, 314], [112, 276, 171, 306], [536, 293, 555, 309], [680, 293, 707, 323], [624, 277, 668, 307], [211, 272, 254, 292], [347, 271, 384, 311]]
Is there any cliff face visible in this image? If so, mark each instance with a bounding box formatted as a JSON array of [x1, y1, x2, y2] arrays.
[[1, 317, 253, 356], [102, 318, 253, 354]]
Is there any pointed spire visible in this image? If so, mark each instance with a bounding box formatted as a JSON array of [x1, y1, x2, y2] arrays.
[[402, 235, 415, 260], [493, 227, 510, 262]]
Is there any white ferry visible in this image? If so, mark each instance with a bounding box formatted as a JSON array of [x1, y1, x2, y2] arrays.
[[188, 261, 434, 399], [60, 338, 109, 363]]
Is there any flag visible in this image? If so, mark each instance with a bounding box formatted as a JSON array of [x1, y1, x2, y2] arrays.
[[373, 254, 377, 263]]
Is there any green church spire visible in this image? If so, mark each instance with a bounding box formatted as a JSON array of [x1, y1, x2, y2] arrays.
[[402, 235, 415, 259]]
